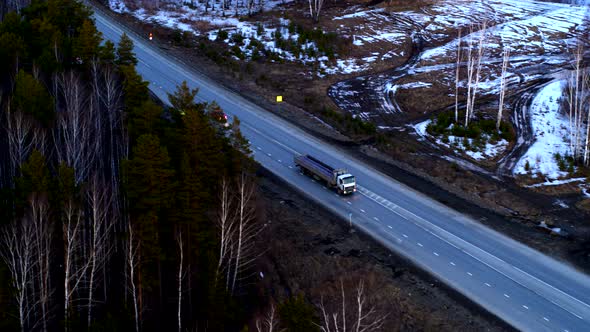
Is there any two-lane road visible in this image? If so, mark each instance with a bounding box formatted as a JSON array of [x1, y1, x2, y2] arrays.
[[93, 7, 590, 331]]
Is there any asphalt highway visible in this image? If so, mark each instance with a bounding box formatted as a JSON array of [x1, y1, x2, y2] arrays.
[[93, 7, 590, 332]]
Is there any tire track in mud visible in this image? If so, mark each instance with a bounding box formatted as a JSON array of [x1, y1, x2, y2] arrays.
[[327, 30, 424, 124]]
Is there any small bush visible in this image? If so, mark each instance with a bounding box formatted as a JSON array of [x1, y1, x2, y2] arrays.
[[558, 158, 567, 172], [217, 29, 229, 41], [257, 23, 264, 36], [230, 32, 245, 46], [524, 160, 531, 172], [231, 45, 244, 60]]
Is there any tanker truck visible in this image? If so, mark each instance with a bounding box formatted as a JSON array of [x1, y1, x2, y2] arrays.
[[294, 154, 356, 195]]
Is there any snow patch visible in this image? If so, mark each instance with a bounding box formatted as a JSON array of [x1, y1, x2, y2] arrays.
[[514, 81, 571, 179]]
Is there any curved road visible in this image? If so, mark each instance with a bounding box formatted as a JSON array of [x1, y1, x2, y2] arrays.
[[93, 7, 590, 332]]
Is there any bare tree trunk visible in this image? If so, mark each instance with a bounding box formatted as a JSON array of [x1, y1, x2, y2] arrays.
[[308, 0, 325, 22], [54, 71, 92, 184], [5, 102, 34, 179], [230, 172, 259, 295], [30, 192, 52, 332], [127, 224, 141, 332], [318, 279, 386, 332], [468, 21, 487, 124], [176, 231, 184, 332], [216, 178, 236, 288], [1, 218, 37, 332], [86, 175, 113, 328], [255, 304, 278, 332], [63, 196, 87, 331], [455, 29, 462, 123], [464, 25, 475, 127], [497, 47, 510, 131]]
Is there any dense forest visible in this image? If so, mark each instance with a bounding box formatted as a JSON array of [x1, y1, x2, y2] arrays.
[[0, 0, 269, 330]]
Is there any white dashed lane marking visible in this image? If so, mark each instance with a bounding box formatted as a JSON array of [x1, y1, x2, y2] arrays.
[[257, 147, 262, 150], [504, 294, 510, 299], [485, 283, 491, 287], [522, 305, 529, 310], [288, 166, 293, 169], [347, 201, 352, 205], [388, 225, 393, 229], [417, 243, 423, 247], [450, 262, 456, 266], [543, 317, 549, 322], [433, 252, 439, 257], [402, 234, 408, 238], [360, 209, 366, 213], [373, 217, 379, 221], [467, 272, 473, 277]]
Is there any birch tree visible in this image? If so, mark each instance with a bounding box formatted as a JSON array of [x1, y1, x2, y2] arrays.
[[126, 223, 141, 332], [5, 103, 34, 179], [318, 279, 386, 332], [230, 172, 260, 295], [62, 197, 85, 330], [256, 304, 279, 332], [86, 175, 114, 327], [464, 25, 475, 127], [30, 192, 52, 332], [308, 0, 325, 23], [176, 231, 186, 332], [0, 219, 36, 332], [497, 47, 510, 131], [455, 29, 462, 123], [465, 22, 487, 126], [216, 177, 236, 289], [567, 42, 587, 161], [55, 71, 92, 184]]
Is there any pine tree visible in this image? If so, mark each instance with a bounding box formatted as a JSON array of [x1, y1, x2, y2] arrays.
[[0, 33, 27, 74], [100, 40, 116, 65], [123, 134, 175, 290], [120, 64, 149, 110], [168, 81, 199, 117], [13, 70, 54, 126], [128, 100, 163, 143], [117, 33, 138, 66], [73, 19, 102, 64]]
